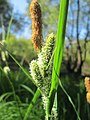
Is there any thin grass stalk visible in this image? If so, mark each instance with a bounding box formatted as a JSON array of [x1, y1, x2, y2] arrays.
[[77, 93, 80, 120], [0, 67, 16, 100], [0, 67, 5, 92], [59, 79, 81, 120], [1, 16, 5, 40], [47, 0, 69, 118], [87, 103, 90, 120], [24, 89, 41, 120], [6, 13, 13, 42], [20, 84, 34, 95]]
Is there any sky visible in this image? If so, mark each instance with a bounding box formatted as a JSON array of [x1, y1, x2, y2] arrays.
[[10, 0, 28, 14], [9, 0, 89, 40], [10, 0, 31, 39]]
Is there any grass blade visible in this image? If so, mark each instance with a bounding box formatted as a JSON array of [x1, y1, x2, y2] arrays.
[[47, 0, 69, 117], [59, 79, 81, 120], [20, 84, 34, 95], [24, 89, 41, 120], [6, 13, 13, 42]]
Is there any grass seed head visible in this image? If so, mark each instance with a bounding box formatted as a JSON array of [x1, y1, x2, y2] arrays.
[[29, 0, 42, 51], [30, 33, 55, 96], [84, 77, 90, 92], [86, 92, 90, 103], [84, 77, 90, 103]]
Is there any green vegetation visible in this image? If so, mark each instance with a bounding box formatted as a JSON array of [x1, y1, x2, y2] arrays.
[[0, 0, 90, 120], [6, 35, 37, 62]]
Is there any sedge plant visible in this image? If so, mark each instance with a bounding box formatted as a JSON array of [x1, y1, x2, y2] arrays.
[[46, 0, 69, 118], [26, 0, 69, 120], [46, 1, 81, 119], [28, 0, 81, 120], [0, 0, 82, 119], [28, 0, 70, 119]]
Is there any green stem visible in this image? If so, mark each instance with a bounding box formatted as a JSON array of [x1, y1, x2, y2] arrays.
[[47, 0, 69, 117], [24, 89, 41, 120], [59, 79, 81, 120], [6, 13, 13, 42]]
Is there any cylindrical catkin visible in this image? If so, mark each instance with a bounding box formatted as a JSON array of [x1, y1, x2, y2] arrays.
[[30, 0, 42, 51], [84, 77, 90, 103]]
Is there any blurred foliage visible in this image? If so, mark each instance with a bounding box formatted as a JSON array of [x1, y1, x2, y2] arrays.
[[57, 74, 90, 120], [2, 34, 90, 75], [0, 66, 90, 120], [6, 35, 37, 64], [0, 68, 44, 120], [63, 40, 90, 75], [0, 100, 44, 120], [0, 68, 35, 102]]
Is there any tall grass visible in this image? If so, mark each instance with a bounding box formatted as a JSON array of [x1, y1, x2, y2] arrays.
[[24, 89, 40, 120]]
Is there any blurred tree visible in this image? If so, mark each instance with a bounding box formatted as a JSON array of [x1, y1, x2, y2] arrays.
[[65, 0, 90, 74], [7, 35, 37, 64], [0, 0, 25, 39]]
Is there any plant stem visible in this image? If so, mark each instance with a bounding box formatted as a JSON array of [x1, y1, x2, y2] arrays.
[[24, 89, 41, 120], [59, 79, 81, 120], [47, 0, 69, 117]]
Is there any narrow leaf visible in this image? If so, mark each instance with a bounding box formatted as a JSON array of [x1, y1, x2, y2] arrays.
[[47, 0, 69, 117]]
